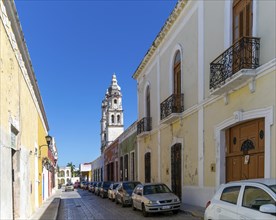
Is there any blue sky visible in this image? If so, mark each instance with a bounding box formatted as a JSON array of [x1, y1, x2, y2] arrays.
[[15, 0, 177, 167]]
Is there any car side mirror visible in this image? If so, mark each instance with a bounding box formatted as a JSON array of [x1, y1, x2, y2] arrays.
[[259, 204, 276, 214]]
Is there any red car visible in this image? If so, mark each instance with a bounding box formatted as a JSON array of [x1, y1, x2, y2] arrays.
[[74, 181, 80, 188]]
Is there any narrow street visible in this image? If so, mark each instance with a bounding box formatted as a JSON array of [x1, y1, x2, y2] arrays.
[[57, 189, 200, 220]]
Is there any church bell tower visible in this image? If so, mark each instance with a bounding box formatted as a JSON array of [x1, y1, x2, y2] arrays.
[[100, 74, 124, 153]]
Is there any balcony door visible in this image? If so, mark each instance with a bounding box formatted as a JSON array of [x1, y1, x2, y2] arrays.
[[233, 0, 252, 43], [233, 0, 253, 71], [173, 51, 181, 95]]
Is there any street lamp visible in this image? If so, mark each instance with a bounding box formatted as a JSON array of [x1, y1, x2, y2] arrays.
[[39, 135, 52, 157]]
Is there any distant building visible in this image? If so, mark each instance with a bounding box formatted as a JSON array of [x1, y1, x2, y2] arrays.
[[80, 163, 92, 181], [58, 167, 72, 185]]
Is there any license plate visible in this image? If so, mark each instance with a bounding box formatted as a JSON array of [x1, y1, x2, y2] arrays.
[[162, 205, 171, 209]]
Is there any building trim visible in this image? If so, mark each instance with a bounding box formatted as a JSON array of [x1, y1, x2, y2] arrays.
[[214, 106, 274, 187], [0, 1, 49, 132]]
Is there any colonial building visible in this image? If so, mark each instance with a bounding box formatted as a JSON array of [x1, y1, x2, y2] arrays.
[[0, 0, 56, 218], [118, 121, 137, 181], [104, 139, 119, 182], [133, 0, 275, 207], [58, 166, 72, 186]]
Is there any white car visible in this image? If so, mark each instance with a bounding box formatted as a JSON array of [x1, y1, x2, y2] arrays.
[[204, 178, 276, 220], [132, 183, 181, 217]]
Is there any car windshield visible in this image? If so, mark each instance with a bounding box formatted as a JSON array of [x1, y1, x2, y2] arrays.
[[103, 182, 111, 187], [123, 182, 139, 190], [269, 184, 276, 193], [113, 184, 119, 189], [143, 184, 171, 195]]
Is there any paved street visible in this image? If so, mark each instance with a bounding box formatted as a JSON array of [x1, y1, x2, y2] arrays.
[[57, 189, 200, 220]]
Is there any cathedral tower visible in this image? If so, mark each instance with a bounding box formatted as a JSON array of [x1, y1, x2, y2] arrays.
[[100, 74, 124, 153]]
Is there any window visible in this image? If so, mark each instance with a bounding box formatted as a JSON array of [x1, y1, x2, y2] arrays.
[[220, 186, 241, 204], [11, 125, 18, 149], [146, 85, 150, 117], [173, 51, 181, 95], [111, 115, 115, 123], [114, 99, 117, 104], [117, 115, 120, 123], [242, 186, 275, 210]]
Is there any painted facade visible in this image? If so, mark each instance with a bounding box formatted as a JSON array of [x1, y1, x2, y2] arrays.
[[0, 0, 56, 219], [133, 0, 275, 208], [91, 155, 104, 182], [104, 139, 119, 182], [118, 121, 137, 181], [80, 163, 92, 181]]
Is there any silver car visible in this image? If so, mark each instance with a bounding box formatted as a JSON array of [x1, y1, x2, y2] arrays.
[[132, 183, 181, 217], [108, 182, 119, 201]]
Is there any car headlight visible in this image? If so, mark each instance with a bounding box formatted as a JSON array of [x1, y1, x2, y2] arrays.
[[124, 193, 130, 197], [148, 200, 158, 205], [174, 198, 180, 202]]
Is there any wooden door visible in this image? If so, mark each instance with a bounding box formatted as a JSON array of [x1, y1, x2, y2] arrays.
[[171, 143, 182, 200], [226, 119, 264, 182]]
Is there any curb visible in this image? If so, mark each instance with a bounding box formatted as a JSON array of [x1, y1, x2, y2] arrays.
[[40, 197, 61, 220], [180, 209, 204, 220]]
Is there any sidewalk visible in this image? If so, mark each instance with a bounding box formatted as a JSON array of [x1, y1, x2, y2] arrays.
[[29, 188, 62, 220], [180, 203, 205, 220]]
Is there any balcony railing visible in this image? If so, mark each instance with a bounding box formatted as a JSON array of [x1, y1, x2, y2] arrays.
[[210, 37, 260, 90], [137, 117, 152, 135], [160, 93, 184, 120]]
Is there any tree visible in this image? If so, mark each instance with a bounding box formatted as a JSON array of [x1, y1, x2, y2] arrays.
[[66, 162, 75, 177]]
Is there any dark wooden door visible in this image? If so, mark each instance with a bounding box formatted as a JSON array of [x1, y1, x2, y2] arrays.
[[171, 143, 182, 200], [145, 152, 151, 183]]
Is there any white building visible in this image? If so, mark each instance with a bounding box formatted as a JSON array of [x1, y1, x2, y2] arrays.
[[58, 166, 72, 186]]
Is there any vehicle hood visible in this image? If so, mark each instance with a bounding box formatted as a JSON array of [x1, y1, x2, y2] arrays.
[[144, 193, 178, 201]]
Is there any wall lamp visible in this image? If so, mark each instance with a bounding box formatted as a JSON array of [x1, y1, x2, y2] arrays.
[[39, 135, 52, 157]]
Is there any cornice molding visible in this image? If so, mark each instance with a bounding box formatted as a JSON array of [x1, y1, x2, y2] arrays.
[[132, 0, 188, 79]]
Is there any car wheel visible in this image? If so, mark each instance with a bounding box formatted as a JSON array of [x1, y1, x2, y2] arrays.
[[132, 203, 136, 211], [121, 200, 125, 207], [142, 204, 148, 217], [115, 197, 119, 204], [172, 210, 179, 215]]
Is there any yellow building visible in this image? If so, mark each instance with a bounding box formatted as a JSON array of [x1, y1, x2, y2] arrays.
[[0, 0, 54, 218], [133, 0, 275, 207]]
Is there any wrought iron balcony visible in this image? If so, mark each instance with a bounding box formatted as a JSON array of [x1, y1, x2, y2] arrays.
[[210, 37, 260, 93], [137, 117, 152, 136], [160, 93, 184, 123]]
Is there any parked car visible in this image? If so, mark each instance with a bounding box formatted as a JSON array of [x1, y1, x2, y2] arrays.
[[115, 181, 141, 207], [94, 182, 102, 196], [65, 183, 74, 192], [91, 182, 98, 193], [132, 183, 181, 217], [204, 178, 276, 220], [99, 181, 113, 198], [74, 181, 80, 189], [108, 182, 119, 201], [88, 182, 94, 192], [80, 181, 87, 189]]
